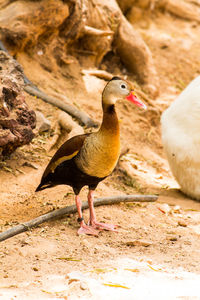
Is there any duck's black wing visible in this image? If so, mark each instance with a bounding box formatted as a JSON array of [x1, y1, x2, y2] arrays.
[[35, 134, 88, 192]]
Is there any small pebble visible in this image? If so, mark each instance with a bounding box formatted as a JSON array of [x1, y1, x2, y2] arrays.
[[174, 205, 181, 213], [178, 220, 187, 227], [80, 281, 88, 291], [125, 240, 152, 247], [168, 236, 178, 242], [157, 203, 171, 214], [35, 111, 51, 133]]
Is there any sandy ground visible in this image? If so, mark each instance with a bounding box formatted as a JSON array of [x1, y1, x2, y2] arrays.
[[1, 9, 200, 300]]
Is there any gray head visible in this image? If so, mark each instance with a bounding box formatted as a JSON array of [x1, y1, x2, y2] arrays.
[[102, 77, 147, 109]]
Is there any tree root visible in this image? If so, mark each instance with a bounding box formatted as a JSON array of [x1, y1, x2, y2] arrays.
[[53, 111, 85, 149], [0, 194, 158, 242], [58, 111, 84, 136], [158, 0, 200, 23]]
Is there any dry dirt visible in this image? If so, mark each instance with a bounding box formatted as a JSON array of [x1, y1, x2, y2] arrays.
[[1, 10, 200, 300]]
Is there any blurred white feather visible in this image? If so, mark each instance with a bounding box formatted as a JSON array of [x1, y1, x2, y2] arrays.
[[161, 76, 200, 200]]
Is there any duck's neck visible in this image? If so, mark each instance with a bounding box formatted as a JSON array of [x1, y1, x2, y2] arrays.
[[99, 103, 119, 135]]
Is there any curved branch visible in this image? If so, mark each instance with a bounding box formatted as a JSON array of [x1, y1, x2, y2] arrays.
[[24, 85, 98, 128], [0, 194, 158, 242], [83, 25, 114, 36], [158, 0, 200, 23]]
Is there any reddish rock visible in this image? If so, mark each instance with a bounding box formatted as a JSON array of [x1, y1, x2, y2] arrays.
[[0, 51, 36, 157]]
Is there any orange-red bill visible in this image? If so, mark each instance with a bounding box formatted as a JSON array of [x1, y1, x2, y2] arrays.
[[126, 91, 147, 110]]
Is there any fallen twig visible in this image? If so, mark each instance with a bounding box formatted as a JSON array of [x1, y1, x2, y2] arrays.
[[82, 69, 114, 81], [0, 194, 158, 242], [24, 85, 98, 128], [83, 25, 114, 36]]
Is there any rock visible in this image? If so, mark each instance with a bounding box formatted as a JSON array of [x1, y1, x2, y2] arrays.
[[35, 111, 51, 133], [157, 203, 171, 214], [173, 205, 181, 213], [168, 235, 178, 242], [80, 238, 91, 250], [178, 220, 187, 227], [22, 162, 38, 169], [80, 281, 88, 291], [0, 51, 36, 157]]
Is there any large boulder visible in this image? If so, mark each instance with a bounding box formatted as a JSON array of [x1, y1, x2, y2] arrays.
[[0, 51, 36, 157]]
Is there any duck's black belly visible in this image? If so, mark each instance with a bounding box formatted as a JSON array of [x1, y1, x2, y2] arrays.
[[49, 158, 106, 195]]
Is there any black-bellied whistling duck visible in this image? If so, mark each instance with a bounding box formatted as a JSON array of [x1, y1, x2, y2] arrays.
[[161, 76, 200, 200], [36, 77, 146, 235]]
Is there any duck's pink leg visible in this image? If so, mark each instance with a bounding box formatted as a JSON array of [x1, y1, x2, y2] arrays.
[[75, 195, 99, 236], [87, 190, 118, 231]]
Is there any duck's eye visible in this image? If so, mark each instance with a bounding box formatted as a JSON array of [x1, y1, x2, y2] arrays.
[[120, 84, 126, 89]]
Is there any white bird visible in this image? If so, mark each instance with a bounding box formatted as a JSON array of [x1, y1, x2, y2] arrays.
[[161, 76, 200, 200]]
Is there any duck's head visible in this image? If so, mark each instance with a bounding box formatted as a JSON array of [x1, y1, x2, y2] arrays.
[[102, 77, 147, 110]]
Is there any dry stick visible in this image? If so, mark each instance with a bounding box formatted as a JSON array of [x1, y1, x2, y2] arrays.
[[24, 85, 98, 128], [0, 194, 158, 242], [83, 25, 114, 36], [82, 69, 114, 81]]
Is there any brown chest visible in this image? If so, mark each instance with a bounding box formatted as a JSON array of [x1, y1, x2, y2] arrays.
[[75, 131, 120, 178]]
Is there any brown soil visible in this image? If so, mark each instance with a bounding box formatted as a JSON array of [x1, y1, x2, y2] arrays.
[[1, 11, 200, 299]]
